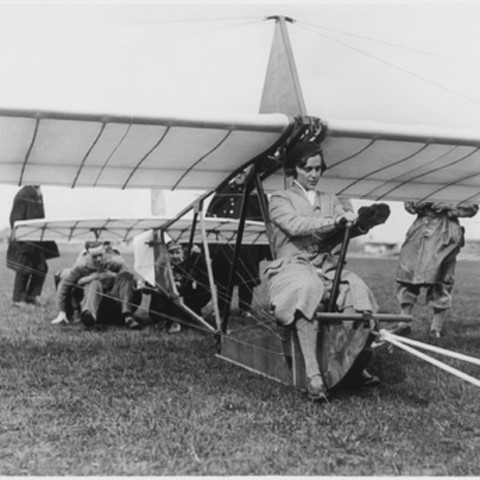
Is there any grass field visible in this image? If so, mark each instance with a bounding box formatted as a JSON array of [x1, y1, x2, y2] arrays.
[[1, 249, 480, 475]]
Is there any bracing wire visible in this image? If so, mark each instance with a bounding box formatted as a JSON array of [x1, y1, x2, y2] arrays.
[[203, 231, 284, 337], [103, 18, 263, 54], [298, 20, 480, 69], [7, 236, 282, 346], [8, 237, 480, 358], [296, 23, 480, 108], [9, 215, 479, 339], [118, 16, 261, 26]]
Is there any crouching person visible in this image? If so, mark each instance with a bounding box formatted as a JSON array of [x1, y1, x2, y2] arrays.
[[149, 241, 211, 333], [51, 241, 143, 330], [266, 142, 390, 401]]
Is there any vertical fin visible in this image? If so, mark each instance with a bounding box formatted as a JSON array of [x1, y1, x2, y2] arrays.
[[259, 16, 307, 116]]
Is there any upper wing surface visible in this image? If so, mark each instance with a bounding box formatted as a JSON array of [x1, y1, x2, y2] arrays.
[[12, 217, 170, 243], [264, 120, 480, 203], [0, 108, 292, 190]]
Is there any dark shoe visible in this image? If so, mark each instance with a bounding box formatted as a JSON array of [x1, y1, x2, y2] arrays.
[[29, 296, 48, 307], [429, 328, 441, 339], [72, 309, 82, 323], [306, 374, 329, 402], [357, 369, 380, 388], [125, 315, 142, 330], [81, 310, 95, 329], [12, 301, 35, 310], [390, 324, 412, 336]]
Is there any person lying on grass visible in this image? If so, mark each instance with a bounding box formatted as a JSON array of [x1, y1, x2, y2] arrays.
[[51, 241, 144, 330]]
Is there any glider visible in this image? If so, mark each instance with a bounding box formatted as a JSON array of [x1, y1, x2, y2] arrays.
[[4, 15, 480, 394]]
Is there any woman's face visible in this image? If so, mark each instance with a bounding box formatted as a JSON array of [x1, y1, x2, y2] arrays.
[[295, 155, 322, 191]]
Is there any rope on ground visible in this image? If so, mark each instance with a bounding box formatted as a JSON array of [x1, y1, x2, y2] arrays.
[[378, 329, 480, 388], [381, 330, 480, 367]]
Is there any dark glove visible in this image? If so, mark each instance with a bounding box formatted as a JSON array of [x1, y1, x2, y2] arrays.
[[356, 203, 391, 231]]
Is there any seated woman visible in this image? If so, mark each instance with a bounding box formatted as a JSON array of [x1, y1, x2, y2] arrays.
[[265, 141, 389, 401]]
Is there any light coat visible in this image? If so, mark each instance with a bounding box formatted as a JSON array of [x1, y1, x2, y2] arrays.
[[396, 201, 478, 285], [265, 183, 377, 326]]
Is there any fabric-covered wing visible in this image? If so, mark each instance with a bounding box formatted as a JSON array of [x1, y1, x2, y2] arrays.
[[0, 108, 292, 190], [12, 217, 169, 243], [169, 217, 268, 245], [12, 217, 269, 245], [264, 120, 480, 203]]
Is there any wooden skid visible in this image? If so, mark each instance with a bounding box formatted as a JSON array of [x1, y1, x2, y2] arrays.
[[218, 318, 374, 390], [218, 331, 295, 385]]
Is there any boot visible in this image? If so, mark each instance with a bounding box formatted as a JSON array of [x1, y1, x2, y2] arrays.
[[391, 303, 413, 336], [295, 316, 327, 401], [430, 309, 447, 338]]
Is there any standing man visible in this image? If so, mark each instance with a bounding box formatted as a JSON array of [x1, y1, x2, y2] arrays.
[[7, 185, 59, 308], [395, 201, 478, 338], [206, 167, 270, 318]]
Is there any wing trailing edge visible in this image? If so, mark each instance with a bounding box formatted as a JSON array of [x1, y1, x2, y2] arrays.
[[262, 119, 480, 204], [0, 108, 293, 191]]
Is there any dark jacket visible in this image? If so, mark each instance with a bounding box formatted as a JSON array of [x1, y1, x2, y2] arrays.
[[6, 186, 59, 272], [172, 250, 211, 305], [206, 182, 270, 287]]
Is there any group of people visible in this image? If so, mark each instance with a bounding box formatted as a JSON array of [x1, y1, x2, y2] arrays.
[[6, 147, 478, 399], [50, 240, 144, 330]]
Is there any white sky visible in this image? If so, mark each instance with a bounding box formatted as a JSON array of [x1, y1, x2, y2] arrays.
[[2, 0, 480, 241]]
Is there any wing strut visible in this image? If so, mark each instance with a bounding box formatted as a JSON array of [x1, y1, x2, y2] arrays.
[[221, 178, 251, 333], [72, 121, 107, 188], [254, 171, 276, 260], [19, 116, 40, 185]]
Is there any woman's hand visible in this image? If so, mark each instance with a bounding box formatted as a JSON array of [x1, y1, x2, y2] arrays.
[[334, 211, 356, 226]]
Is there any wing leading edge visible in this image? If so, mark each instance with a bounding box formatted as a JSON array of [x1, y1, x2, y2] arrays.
[[2, 106, 480, 204]]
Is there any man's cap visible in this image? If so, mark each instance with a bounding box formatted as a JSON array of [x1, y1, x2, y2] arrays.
[[85, 241, 104, 256], [166, 241, 182, 252]]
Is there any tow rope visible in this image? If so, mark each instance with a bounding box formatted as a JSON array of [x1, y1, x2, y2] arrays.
[[377, 329, 480, 388]]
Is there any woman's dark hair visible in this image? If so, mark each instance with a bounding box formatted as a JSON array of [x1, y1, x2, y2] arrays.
[[84, 240, 103, 251], [284, 141, 324, 178]]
